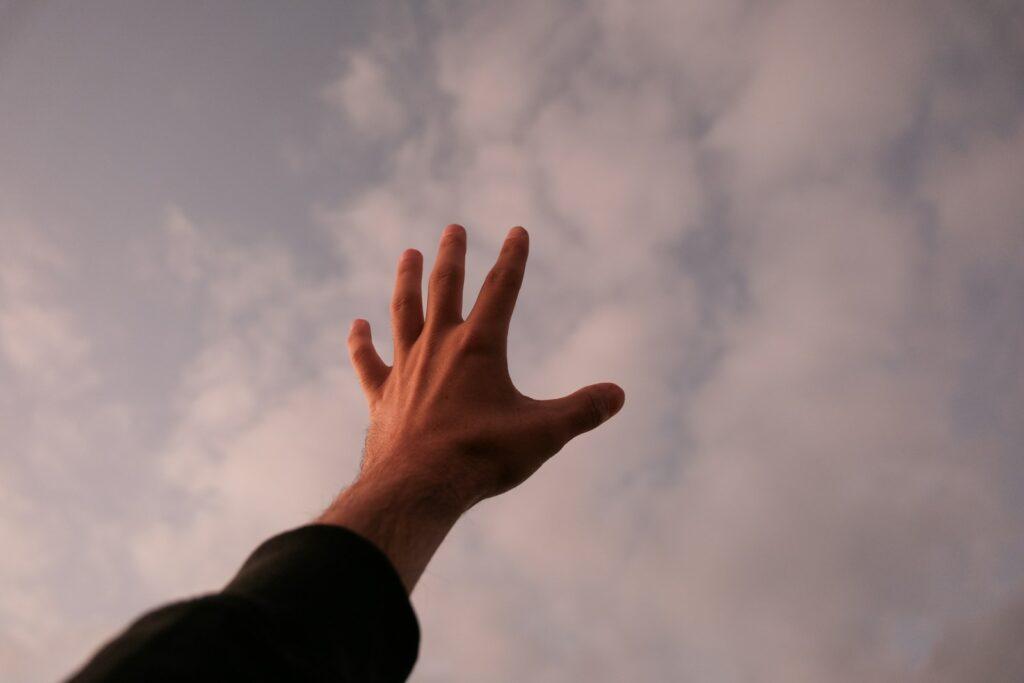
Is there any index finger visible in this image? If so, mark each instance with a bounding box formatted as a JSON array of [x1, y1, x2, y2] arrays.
[[467, 226, 529, 340]]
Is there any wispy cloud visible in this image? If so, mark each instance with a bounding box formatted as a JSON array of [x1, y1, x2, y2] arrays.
[[2, 2, 1023, 681]]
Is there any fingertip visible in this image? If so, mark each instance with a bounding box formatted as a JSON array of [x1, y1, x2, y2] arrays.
[[507, 225, 528, 240], [604, 383, 625, 417], [350, 318, 369, 335], [443, 223, 466, 239], [584, 383, 624, 423]]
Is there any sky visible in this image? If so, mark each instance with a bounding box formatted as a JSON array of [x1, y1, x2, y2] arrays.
[[1, 1, 1023, 681]]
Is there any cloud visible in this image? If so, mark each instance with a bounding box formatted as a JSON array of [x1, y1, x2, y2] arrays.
[[924, 121, 1024, 265], [435, 0, 585, 142], [0, 222, 95, 394], [125, 208, 372, 594], [663, 179, 1006, 680], [919, 594, 1024, 682], [314, 2, 1024, 680], [4, 2, 1024, 681], [709, 1, 930, 192], [0, 221, 119, 681], [322, 52, 408, 138]]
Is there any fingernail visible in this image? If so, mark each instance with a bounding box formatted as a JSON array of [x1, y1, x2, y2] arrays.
[[508, 225, 528, 239], [444, 224, 464, 237]]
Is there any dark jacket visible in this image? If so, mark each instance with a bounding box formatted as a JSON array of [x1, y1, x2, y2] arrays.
[[66, 525, 419, 682]]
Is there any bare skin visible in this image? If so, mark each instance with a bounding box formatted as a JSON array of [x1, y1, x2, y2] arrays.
[[317, 224, 625, 592]]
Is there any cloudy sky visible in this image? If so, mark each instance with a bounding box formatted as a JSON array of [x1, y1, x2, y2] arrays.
[[2, 1, 1023, 681]]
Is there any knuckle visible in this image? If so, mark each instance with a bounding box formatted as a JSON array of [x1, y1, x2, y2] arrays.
[[456, 327, 493, 355], [391, 293, 419, 314], [488, 266, 521, 290], [582, 391, 605, 431], [350, 344, 374, 364], [432, 264, 463, 285]]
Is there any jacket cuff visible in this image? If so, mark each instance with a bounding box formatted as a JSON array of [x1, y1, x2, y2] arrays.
[[223, 523, 419, 682]]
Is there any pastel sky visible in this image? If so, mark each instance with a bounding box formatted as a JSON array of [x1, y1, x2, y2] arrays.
[[2, 1, 1023, 681]]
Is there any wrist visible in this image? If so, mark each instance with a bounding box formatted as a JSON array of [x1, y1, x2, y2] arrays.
[[316, 468, 465, 592], [360, 460, 471, 518]]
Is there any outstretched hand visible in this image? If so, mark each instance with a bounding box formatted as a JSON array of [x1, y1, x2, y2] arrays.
[[319, 224, 625, 591], [350, 224, 624, 509]]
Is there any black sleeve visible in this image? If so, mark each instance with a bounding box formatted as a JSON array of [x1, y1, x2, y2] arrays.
[[65, 524, 420, 683]]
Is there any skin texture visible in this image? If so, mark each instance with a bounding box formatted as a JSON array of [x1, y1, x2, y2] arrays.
[[317, 224, 625, 592]]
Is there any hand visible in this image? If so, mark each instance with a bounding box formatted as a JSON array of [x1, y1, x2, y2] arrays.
[[318, 224, 625, 591], [351, 223, 624, 510]]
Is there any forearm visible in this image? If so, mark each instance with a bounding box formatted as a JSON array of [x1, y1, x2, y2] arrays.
[[316, 467, 466, 593]]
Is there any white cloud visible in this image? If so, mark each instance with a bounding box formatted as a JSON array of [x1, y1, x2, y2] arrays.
[[665, 179, 1004, 680], [0, 222, 95, 394], [436, 0, 585, 142], [324, 2, 1023, 680], [129, 209, 369, 596], [6, 2, 1024, 681], [531, 79, 701, 270], [924, 120, 1024, 266], [709, 0, 930, 193], [322, 52, 407, 138]]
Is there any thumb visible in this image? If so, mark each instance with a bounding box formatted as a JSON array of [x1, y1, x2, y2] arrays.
[[542, 382, 626, 441]]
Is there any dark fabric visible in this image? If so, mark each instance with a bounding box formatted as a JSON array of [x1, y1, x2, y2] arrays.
[[66, 524, 419, 683]]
